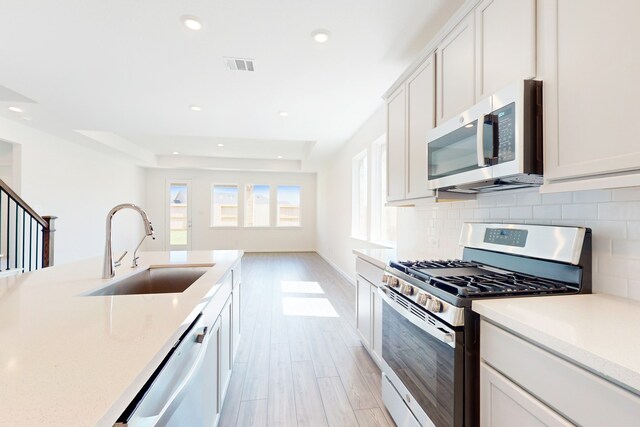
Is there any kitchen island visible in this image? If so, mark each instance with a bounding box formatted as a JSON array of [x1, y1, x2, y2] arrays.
[[0, 250, 243, 426]]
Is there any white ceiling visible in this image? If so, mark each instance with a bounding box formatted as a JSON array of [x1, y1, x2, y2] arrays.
[[0, 0, 463, 170]]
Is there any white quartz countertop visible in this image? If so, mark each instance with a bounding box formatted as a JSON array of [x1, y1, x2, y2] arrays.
[[0, 250, 243, 427], [353, 248, 396, 269], [473, 294, 640, 394]]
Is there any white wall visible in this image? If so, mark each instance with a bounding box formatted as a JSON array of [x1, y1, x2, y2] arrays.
[[0, 117, 146, 265], [396, 187, 640, 302], [144, 168, 316, 252], [316, 105, 390, 283]]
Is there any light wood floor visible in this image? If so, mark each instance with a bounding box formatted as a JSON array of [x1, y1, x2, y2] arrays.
[[219, 252, 396, 427]]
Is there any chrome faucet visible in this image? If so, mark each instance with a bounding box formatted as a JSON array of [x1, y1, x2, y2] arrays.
[[103, 203, 155, 279]]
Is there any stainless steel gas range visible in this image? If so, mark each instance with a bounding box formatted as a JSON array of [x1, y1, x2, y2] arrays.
[[379, 223, 592, 427]]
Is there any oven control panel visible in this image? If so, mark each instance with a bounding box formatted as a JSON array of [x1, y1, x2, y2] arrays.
[[484, 228, 528, 247]]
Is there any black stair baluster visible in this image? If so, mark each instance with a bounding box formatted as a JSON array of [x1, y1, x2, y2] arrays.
[[35, 223, 39, 270], [14, 201, 18, 269], [6, 197, 10, 270], [28, 216, 33, 272], [21, 209, 25, 271], [0, 190, 3, 270]]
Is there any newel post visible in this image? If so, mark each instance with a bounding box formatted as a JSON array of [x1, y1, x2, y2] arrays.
[[42, 216, 57, 268]]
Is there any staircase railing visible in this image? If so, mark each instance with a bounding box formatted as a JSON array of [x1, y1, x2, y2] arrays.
[[0, 179, 56, 272]]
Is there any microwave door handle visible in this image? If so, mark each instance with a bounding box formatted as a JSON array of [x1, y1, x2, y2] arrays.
[[476, 114, 487, 167]]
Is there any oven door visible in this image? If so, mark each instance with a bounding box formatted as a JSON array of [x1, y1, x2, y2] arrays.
[[379, 287, 464, 427]]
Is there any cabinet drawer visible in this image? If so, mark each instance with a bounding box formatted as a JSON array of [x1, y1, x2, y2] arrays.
[[355, 257, 384, 288], [481, 321, 640, 426]]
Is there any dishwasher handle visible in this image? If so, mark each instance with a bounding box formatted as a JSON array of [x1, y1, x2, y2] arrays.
[[146, 324, 210, 425]]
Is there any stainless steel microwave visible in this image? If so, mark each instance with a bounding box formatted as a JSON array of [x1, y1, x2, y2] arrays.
[[426, 80, 543, 193]]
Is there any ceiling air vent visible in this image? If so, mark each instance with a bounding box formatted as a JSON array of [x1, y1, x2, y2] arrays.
[[224, 57, 255, 72]]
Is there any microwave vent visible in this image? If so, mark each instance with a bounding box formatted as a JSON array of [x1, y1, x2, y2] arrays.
[[224, 57, 255, 72]]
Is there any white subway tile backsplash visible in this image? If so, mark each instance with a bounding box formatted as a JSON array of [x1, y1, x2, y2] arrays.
[[598, 202, 640, 220], [612, 187, 640, 202], [516, 191, 542, 206], [396, 186, 640, 302], [509, 206, 533, 219], [533, 204, 562, 219], [628, 222, 640, 240], [496, 193, 517, 207], [542, 192, 573, 205], [562, 204, 598, 220], [592, 273, 628, 298], [572, 190, 611, 203], [490, 207, 510, 218], [473, 208, 491, 219], [612, 240, 640, 259], [628, 280, 640, 302], [584, 220, 626, 240]]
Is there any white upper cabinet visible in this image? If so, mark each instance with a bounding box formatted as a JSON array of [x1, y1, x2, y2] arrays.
[[437, 13, 476, 125], [386, 86, 407, 202], [406, 53, 437, 199], [541, 0, 640, 190], [475, 0, 536, 99]]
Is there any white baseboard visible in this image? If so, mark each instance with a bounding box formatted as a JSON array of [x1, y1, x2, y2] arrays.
[[315, 251, 355, 287]]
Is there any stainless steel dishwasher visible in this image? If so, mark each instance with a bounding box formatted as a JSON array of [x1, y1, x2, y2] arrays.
[[114, 306, 220, 427]]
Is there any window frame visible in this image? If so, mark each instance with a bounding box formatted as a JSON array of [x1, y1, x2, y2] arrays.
[[276, 185, 302, 228], [244, 183, 272, 228], [351, 149, 368, 240], [370, 135, 397, 247], [210, 183, 241, 228]]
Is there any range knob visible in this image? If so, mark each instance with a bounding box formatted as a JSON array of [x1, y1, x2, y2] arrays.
[[402, 284, 415, 296], [430, 299, 443, 313], [382, 274, 390, 283], [417, 293, 430, 306], [389, 277, 400, 288]]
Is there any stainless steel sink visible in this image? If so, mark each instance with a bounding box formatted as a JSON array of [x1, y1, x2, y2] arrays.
[[86, 266, 211, 296]]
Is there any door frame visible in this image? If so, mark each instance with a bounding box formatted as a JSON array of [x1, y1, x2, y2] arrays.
[[166, 179, 192, 251]]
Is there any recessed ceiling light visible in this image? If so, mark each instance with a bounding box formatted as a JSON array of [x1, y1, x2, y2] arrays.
[[311, 29, 331, 43], [172, 151, 179, 155], [189, 105, 202, 112], [8, 106, 23, 113], [217, 143, 224, 147], [278, 111, 288, 117], [277, 155, 283, 159], [181, 15, 203, 31]]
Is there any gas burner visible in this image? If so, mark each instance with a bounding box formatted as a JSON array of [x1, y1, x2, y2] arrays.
[[389, 259, 478, 275], [429, 272, 571, 298]]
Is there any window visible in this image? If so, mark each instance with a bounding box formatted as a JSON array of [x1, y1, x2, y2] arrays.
[[351, 150, 368, 239], [277, 185, 301, 226], [245, 184, 270, 226], [169, 182, 189, 246], [372, 137, 397, 243], [211, 184, 239, 226]]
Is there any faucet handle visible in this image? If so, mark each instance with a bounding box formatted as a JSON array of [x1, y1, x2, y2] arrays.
[[114, 251, 128, 267]]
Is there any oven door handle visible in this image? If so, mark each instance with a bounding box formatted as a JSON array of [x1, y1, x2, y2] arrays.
[[378, 288, 456, 348]]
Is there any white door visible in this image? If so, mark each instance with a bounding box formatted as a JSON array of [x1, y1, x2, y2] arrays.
[[167, 180, 192, 251]]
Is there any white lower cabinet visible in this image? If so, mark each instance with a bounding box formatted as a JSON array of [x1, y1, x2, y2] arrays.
[[356, 277, 372, 349], [219, 295, 232, 401], [480, 320, 640, 426], [355, 257, 384, 367], [481, 362, 572, 427]]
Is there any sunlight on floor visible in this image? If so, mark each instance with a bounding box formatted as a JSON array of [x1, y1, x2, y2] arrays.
[[280, 281, 325, 294], [282, 297, 339, 317]]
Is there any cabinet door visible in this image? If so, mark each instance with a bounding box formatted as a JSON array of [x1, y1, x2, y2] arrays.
[[406, 53, 436, 200], [437, 13, 476, 124], [475, 0, 536, 99], [387, 85, 406, 202], [481, 362, 573, 427], [356, 277, 372, 349], [219, 296, 232, 402], [232, 281, 241, 360], [541, 0, 640, 185], [371, 284, 383, 365]]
